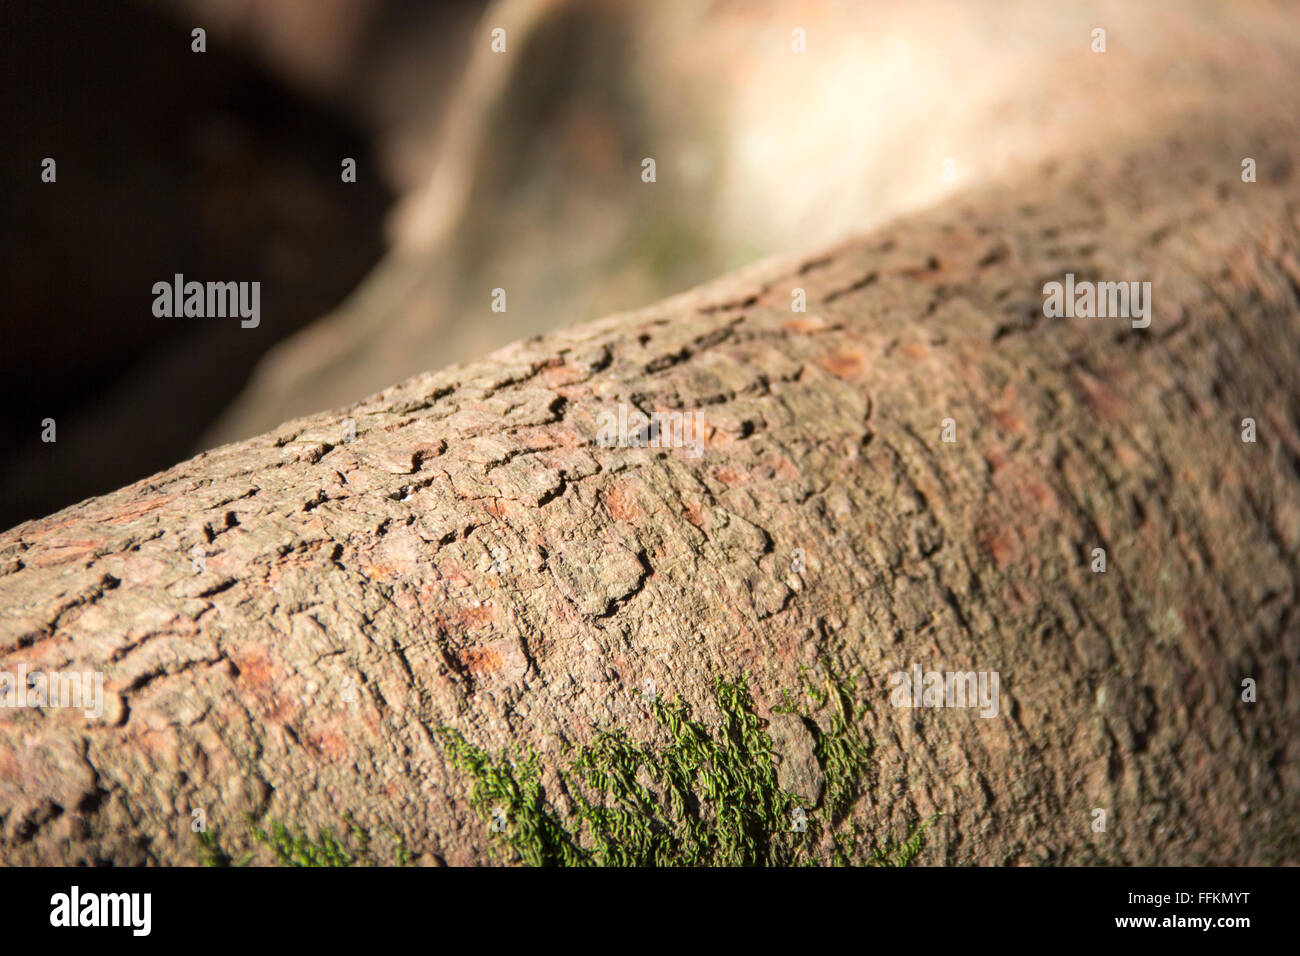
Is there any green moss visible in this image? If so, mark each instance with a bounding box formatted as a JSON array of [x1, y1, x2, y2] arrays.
[[195, 668, 937, 867], [871, 813, 942, 866], [776, 664, 875, 824], [195, 813, 409, 867], [439, 669, 928, 867], [195, 828, 238, 867], [437, 731, 589, 867], [249, 818, 360, 867]]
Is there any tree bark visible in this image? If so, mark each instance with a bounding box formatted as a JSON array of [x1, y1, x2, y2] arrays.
[[2, 109, 1299, 865]]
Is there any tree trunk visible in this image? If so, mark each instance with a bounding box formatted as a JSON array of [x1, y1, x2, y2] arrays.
[[2, 107, 1299, 865]]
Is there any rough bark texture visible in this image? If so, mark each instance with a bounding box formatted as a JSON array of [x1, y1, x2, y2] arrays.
[[3, 107, 1300, 865]]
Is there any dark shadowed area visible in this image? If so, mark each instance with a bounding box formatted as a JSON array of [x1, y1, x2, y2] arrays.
[[0, 0, 396, 528]]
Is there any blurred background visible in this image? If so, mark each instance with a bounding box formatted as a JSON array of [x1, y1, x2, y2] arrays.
[[2, 0, 1297, 529]]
